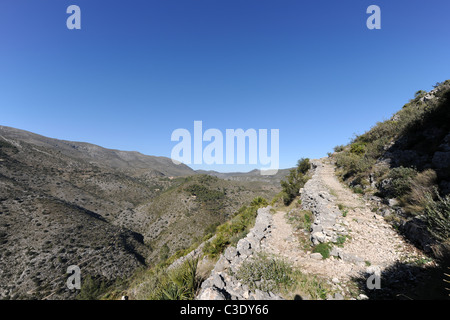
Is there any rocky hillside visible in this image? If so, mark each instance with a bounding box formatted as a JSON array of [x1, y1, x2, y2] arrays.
[[0, 126, 195, 177], [0, 127, 280, 299], [332, 80, 450, 257]]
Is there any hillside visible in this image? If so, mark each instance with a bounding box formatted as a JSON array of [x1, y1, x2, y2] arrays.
[[0, 127, 280, 299], [0, 126, 195, 177], [332, 80, 450, 256], [196, 168, 292, 185]]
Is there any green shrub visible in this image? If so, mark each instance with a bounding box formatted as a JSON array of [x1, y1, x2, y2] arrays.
[[203, 222, 220, 238], [185, 184, 225, 202], [250, 196, 268, 208], [203, 234, 229, 258], [352, 186, 364, 194], [385, 167, 418, 198], [280, 158, 310, 205], [287, 210, 313, 232], [335, 236, 348, 247], [159, 243, 170, 262], [202, 197, 268, 258], [302, 211, 313, 230], [297, 158, 311, 175], [312, 243, 332, 259], [149, 258, 201, 300], [76, 275, 109, 300], [350, 142, 366, 156], [335, 153, 375, 178], [270, 192, 284, 206]]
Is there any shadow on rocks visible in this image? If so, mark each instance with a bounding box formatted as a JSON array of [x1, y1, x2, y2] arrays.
[[351, 250, 450, 300]]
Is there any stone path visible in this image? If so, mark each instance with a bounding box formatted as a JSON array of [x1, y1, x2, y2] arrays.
[[265, 158, 423, 285]]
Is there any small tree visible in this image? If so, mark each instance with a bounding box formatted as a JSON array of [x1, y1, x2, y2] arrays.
[[280, 158, 310, 205], [76, 275, 108, 300], [250, 196, 268, 208], [414, 90, 427, 99], [160, 244, 170, 262]]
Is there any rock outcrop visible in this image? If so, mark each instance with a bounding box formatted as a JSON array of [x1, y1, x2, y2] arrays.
[[196, 206, 283, 300], [300, 160, 347, 245]]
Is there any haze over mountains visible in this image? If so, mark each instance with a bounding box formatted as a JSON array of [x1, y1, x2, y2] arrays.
[[0, 125, 283, 299]]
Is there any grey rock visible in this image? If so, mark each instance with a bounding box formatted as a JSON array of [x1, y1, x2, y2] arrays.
[[236, 239, 251, 256], [310, 253, 323, 260], [338, 252, 364, 264], [197, 287, 226, 300], [330, 246, 341, 257], [358, 294, 369, 300], [224, 246, 237, 261], [399, 218, 435, 253], [311, 231, 326, 244], [213, 256, 230, 273], [388, 198, 399, 207], [334, 292, 344, 300], [212, 273, 225, 290]]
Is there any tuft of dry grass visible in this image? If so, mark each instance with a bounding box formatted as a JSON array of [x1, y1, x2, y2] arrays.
[[402, 169, 438, 214]]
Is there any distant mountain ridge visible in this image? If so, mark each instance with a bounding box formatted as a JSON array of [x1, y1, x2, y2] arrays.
[[0, 125, 195, 177], [0, 125, 292, 180]]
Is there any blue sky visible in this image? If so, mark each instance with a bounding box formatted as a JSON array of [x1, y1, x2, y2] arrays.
[[1, 0, 449, 172]]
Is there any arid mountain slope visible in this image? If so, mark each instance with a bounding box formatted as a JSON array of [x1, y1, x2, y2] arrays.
[[0, 126, 195, 177], [0, 126, 280, 299]]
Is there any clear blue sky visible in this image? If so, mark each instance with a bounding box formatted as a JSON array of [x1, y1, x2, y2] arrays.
[[1, 0, 449, 172]]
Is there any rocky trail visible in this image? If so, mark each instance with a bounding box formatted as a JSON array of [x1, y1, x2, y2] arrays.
[[196, 158, 427, 300], [266, 159, 423, 293]]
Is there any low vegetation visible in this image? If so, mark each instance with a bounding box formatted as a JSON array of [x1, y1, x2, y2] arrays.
[[424, 193, 450, 243], [235, 253, 330, 299], [286, 208, 313, 249], [280, 158, 311, 205], [121, 257, 202, 300], [202, 197, 269, 258], [312, 243, 332, 259]]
